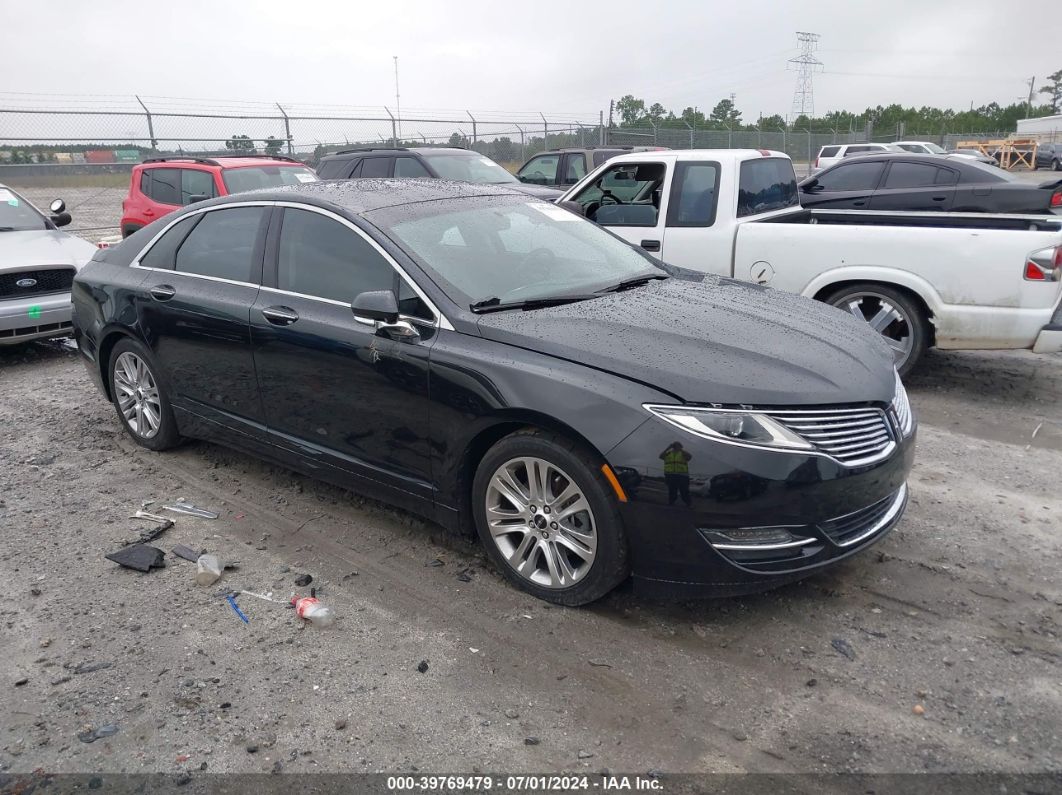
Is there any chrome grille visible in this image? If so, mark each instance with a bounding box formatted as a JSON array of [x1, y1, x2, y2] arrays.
[[819, 484, 908, 546], [766, 407, 895, 465]]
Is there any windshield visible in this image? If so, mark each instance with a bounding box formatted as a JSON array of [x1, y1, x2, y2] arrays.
[[419, 152, 518, 184], [221, 165, 317, 193], [923, 143, 947, 154], [370, 195, 662, 306], [0, 187, 47, 231]]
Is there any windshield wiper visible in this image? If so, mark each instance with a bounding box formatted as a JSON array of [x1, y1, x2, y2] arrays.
[[470, 293, 600, 314], [596, 273, 668, 293], [0, 227, 17, 232]]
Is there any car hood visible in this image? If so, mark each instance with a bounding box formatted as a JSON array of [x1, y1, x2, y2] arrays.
[[508, 183, 564, 201], [0, 229, 98, 272], [475, 276, 896, 406]]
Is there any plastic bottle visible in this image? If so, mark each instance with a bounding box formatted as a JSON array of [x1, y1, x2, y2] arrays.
[[195, 554, 222, 586], [291, 595, 335, 627]]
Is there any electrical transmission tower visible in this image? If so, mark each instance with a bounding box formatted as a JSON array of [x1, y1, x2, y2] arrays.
[[788, 32, 823, 120]]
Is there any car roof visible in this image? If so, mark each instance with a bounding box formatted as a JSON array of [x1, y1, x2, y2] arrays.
[[602, 148, 786, 165], [139, 156, 306, 169], [196, 178, 527, 215], [321, 147, 473, 159], [892, 141, 937, 146]]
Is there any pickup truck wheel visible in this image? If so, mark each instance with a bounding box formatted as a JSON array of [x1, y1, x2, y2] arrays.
[[1053, 159, 1061, 171], [826, 284, 927, 376]]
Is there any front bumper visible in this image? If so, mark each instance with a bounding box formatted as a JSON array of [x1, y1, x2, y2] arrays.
[[0, 292, 73, 344], [606, 415, 916, 596]]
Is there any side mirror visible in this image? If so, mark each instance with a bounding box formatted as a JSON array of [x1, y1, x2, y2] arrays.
[[351, 290, 399, 323], [51, 212, 73, 228], [49, 199, 66, 214], [187, 194, 209, 204], [802, 179, 818, 191], [557, 200, 585, 217]]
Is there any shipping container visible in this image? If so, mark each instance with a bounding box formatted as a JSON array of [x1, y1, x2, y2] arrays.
[[114, 149, 141, 162], [85, 149, 116, 164]]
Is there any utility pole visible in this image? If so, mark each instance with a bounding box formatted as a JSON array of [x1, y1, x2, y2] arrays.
[[1026, 76, 1036, 116], [788, 32, 823, 120], [393, 56, 402, 141]]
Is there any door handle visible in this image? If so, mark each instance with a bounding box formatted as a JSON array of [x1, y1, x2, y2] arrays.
[[149, 284, 176, 301], [143, 209, 155, 217], [931, 196, 947, 201], [640, 239, 661, 252], [852, 200, 866, 207], [261, 305, 299, 326]]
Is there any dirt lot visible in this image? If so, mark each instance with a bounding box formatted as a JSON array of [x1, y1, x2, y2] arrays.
[[0, 339, 1060, 782]]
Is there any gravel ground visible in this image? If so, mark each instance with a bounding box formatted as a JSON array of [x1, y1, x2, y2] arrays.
[[0, 341, 1060, 779]]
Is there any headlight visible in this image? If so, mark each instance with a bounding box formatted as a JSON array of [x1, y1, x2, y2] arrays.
[[892, 370, 914, 436], [644, 404, 813, 451]]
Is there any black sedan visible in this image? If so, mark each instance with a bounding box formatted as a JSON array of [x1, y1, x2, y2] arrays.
[[800, 153, 1062, 214], [72, 180, 915, 605]]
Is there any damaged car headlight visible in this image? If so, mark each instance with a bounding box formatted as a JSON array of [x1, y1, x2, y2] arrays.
[[644, 404, 813, 451]]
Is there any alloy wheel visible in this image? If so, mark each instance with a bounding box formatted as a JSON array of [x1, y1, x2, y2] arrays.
[[835, 291, 914, 369], [485, 456, 598, 589], [113, 351, 162, 439]]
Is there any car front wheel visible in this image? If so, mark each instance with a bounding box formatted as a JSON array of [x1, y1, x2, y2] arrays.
[[108, 338, 181, 450], [472, 429, 629, 606], [826, 284, 928, 377]]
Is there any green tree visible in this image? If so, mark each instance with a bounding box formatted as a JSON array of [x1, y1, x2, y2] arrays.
[[1040, 69, 1062, 114], [615, 95, 646, 126], [448, 131, 465, 148], [263, 135, 283, 156], [225, 134, 255, 153], [492, 136, 516, 162], [709, 98, 741, 127]]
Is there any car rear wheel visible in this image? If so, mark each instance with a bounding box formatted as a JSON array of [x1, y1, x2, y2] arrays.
[[108, 339, 180, 450], [1053, 159, 1061, 172], [472, 429, 628, 606], [826, 284, 927, 377]]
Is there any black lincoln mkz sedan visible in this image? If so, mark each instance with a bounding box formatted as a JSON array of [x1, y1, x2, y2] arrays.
[[72, 179, 915, 605]]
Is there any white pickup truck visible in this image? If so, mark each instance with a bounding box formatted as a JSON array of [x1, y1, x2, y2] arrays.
[[558, 149, 1062, 374]]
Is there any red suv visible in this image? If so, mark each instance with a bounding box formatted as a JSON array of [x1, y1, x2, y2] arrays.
[[120, 155, 317, 237]]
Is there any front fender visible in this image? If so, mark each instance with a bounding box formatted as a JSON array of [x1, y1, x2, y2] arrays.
[[801, 266, 944, 316]]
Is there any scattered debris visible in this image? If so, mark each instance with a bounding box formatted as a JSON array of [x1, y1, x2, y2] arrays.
[[292, 594, 335, 627], [161, 499, 219, 520], [106, 544, 165, 572], [524, 736, 541, 746], [426, 558, 445, 568], [195, 555, 222, 586], [172, 544, 205, 563], [77, 724, 119, 743], [127, 518, 174, 545], [342, 571, 359, 580], [806, 678, 817, 687], [831, 637, 856, 661], [588, 659, 613, 669], [294, 574, 313, 587], [578, 749, 594, 759], [176, 754, 191, 763], [334, 718, 347, 731], [456, 568, 473, 583], [130, 510, 170, 523], [73, 661, 113, 675], [30, 587, 42, 597], [912, 704, 926, 716], [417, 660, 429, 674], [225, 594, 249, 624], [504, 709, 519, 719], [14, 677, 28, 686], [732, 732, 748, 742]]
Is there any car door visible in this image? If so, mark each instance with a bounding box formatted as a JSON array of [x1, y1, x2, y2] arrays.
[[801, 160, 886, 208], [568, 159, 672, 257], [658, 159, 730, 274], [870, 161, 956, 211], [559, 153, 587, 188], [249, 205, 437, 503], [133, 204, 269, 439]]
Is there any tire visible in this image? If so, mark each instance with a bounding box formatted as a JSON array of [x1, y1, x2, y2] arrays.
[[472, 429, 629, 606], [1053, 159, 1061, 172], [107, 338, 181, 451], [121, 225, 141, 239], [825, 284, 928, 377]]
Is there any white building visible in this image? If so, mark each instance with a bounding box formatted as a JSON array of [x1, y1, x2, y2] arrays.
[[1016, 114, 1062, 140]]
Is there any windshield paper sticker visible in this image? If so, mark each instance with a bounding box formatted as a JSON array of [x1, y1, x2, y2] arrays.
[[0, 189, 18, 206], [294, 173, 317, 183], [527, 202, 577, 221]]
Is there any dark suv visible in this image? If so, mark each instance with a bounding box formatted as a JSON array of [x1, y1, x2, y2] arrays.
[[516, 147, 667, 189], [1035, 143, 1062, 171], [316, 147, 563, 200]]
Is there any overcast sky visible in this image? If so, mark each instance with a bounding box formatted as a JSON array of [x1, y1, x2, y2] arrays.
[[3, 0, 1058, 122]]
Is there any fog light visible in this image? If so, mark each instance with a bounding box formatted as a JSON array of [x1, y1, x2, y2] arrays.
[[699, 526, 815, 550]]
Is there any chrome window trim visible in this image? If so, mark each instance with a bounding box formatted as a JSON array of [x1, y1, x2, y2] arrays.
[[709, 537, 819, 552], [129, 199, 454, 331], [643, 402, 897, 468]]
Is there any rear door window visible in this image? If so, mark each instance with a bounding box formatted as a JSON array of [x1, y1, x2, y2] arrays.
[[276, 208, 396, 303], [148, 168, 181, 205], [174, 207, 265, 283], [562, 154, 587, 185], [666, 161, 720, 226], [359, 157, 392, 178], [883, 162, 939, 188], [818, 146, 841, 159], [737, 158, 799, 217], [816, 161, 886, 191], [139, 215, 200, 270]]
